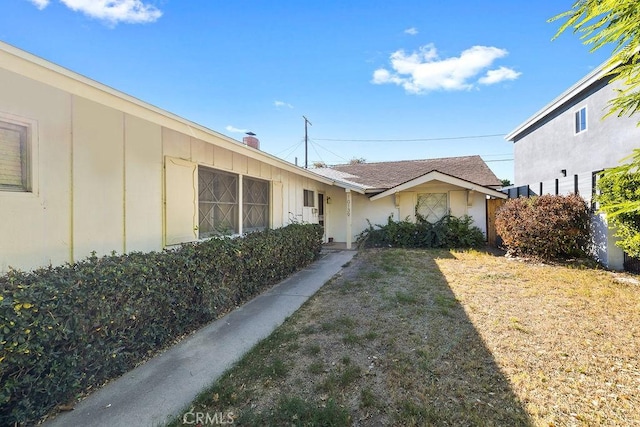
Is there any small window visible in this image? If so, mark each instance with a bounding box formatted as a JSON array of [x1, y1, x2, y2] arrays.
[[0, 120, 30, 192], [303, 189, 314, 207], [575, 107, 587, 134]]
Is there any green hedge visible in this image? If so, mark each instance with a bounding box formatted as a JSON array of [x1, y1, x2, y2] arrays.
[[357, 214, 485, 249], [0, 223, 323, 425]]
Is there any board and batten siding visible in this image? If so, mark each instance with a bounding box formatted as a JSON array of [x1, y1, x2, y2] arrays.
[[0, 56, 329, 272]]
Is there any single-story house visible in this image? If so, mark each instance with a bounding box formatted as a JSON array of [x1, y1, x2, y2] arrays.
[[313, 156, 507, 244], [505, 59, 639, 271], [0, 41, 505, 273], [0, 41, 343, 272]]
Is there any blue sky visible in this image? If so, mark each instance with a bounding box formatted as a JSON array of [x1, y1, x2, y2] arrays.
[[1, 1, 611, 181]]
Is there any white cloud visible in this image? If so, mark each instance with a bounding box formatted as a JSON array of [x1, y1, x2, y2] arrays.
[[274, 100, 293, 109], [372, 43, 520, 94], [404, 27, 418, 36], [27, 0, 162, 24], [478, 66, 522, 85], [28, 0, 50, 10], [226, 125, 249, 134]]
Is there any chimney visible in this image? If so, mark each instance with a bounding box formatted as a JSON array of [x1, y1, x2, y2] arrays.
[[243, 131, 260, 150]]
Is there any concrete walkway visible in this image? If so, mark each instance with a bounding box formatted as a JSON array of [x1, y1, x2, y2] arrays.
[[44, 250, 356, 427]]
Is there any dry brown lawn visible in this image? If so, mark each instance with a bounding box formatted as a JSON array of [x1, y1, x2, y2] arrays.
[[172, 248, 640, 426]]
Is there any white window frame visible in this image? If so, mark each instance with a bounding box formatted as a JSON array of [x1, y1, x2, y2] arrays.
[[303, 189, 315, 207], [0, 112, 37, 193], [416, 193, 449, 223], [574, 106, 587, 134]]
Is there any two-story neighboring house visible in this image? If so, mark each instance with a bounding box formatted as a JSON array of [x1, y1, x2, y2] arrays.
[[506, 62, 639, 271]]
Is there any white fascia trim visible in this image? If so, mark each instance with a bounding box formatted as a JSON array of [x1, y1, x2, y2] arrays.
[[369, 171, 507, 201], [505, 59, 616, 142], [324, 178, 366, 194], [0, 41, 333, 185]]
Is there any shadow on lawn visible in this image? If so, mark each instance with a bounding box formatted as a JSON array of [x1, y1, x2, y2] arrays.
[[379, 249, 532, 426]]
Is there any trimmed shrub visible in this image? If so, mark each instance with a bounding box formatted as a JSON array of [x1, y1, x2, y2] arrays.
[[495, 194, 590, 259], [0, 223, 322, 425], [357, 214, 485, 249]]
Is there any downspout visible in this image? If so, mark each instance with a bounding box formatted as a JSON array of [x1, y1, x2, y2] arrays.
[[69, 95, 74, 263], [238, 174, 243, 235], [346, 189, 352, 250]]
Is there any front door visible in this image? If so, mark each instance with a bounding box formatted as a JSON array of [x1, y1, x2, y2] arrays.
[[317, 193, 326, 242], [317, 193, 325, 227]]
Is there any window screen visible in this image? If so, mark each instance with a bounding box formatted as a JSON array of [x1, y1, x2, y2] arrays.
[[416, 193, 448, 223], [0, 120, 29, 191], [199, 168, 238, 236], [303, 189, 314, 207], [243, 177, 269, 232]]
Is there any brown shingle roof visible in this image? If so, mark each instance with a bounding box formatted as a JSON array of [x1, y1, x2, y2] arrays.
[[315, 155, 501, 190]]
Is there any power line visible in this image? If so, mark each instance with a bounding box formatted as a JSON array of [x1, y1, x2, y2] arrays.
[[280, 140, 304, 163], [308, 138, 350, 162], [314, 133, 506, 142], [303, 116, 312, 168], [274, 140, 303, 156], [308, 139, 325, 166]]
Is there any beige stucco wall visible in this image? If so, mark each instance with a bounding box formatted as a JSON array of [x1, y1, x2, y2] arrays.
[[124, 116, 164, 253], [0, 81, 167, 271], [72, 97, 125, 257], [323, 182, 490, 244], [0, 68, 71, 272], [0, 61, 331, 272]]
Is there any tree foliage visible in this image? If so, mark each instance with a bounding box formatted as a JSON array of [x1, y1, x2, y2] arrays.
[[551, 2, 640, 258], [550, 0, 640, 122], [596, 149, 640, 257]]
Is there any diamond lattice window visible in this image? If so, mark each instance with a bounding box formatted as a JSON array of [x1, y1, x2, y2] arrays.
[[243, 177, 269, 232], [416, 193, 448, 223], [199, 168, 238, 236]]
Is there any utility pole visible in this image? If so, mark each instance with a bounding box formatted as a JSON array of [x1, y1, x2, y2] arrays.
[[303, 116, 312, 168]]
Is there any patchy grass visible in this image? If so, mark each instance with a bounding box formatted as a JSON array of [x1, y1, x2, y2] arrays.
[[168, 248, 640, 426]]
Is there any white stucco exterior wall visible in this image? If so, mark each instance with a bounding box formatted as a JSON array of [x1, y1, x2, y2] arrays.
[[321, 182, 491, 244]]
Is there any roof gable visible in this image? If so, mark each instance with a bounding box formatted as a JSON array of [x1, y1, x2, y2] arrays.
[[369, 170, 507, 200], [313, 155, 501, 190]]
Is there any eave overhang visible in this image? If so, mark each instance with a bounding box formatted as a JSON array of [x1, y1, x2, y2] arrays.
[[369, 170, 508, 201], [505, 59, 617, 142]]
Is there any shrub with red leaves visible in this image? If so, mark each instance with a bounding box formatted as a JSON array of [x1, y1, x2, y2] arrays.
[[495, 194, 591, 259]]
